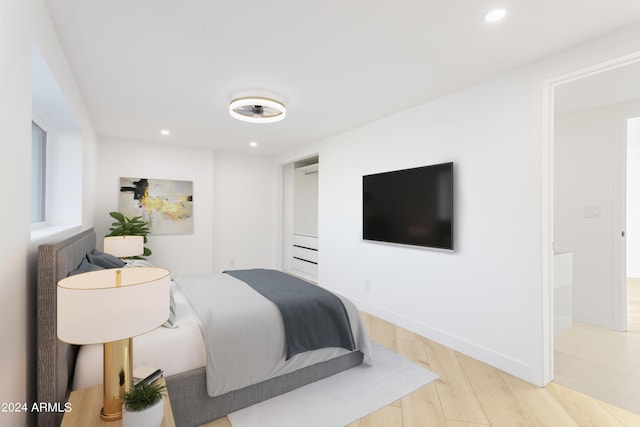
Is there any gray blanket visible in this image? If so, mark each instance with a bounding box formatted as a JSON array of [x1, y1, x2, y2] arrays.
[[225, 269, 356, 359], [175, 272, 372, 397]]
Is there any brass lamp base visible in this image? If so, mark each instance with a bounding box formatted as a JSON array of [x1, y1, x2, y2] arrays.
[[100, 408, 123, 422], [100, 337, 133, 421]]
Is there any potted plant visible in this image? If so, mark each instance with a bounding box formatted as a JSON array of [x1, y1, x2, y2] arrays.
[[121, 381, 166, 427], [105, 211, 152, 258]]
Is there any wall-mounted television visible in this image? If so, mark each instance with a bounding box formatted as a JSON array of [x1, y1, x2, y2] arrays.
[[363, 162, 454, 250]]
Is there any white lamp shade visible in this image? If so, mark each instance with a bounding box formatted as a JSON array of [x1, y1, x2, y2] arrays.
[[103, 235, 144, 257], [57, 267, 170, 344]]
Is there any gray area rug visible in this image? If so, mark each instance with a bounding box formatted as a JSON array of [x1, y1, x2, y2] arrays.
[[228, 342, 439, 427]]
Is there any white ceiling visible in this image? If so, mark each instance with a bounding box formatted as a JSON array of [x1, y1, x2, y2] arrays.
[[43, 0, 640, 155]]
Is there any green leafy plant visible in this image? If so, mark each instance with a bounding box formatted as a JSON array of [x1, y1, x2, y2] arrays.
[[105, 211, 152, 258], [121, 382, 166, 412]]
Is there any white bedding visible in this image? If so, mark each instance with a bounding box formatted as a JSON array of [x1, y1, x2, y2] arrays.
[[72, 280, 206, 390], [73, 272, 372, 397]]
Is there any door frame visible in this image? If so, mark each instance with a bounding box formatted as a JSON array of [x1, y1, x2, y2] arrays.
[[617, 111, 640, 331], [542, 53, 640, 383]]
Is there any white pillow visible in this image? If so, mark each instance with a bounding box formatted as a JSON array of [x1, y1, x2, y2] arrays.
[[124, 259, 155, 268]]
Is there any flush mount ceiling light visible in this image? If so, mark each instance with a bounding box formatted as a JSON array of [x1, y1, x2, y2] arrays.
[[229, 97, 286, 123]]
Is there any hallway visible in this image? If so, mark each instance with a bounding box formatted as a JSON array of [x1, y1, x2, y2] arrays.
[[554, 279, 640, 414]]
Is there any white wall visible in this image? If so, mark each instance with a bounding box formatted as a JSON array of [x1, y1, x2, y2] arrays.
[[278, 24, 640, 386], [213, 151, 278, 272], [0, 2, 33, 426], [95, 141, 278, 276], [554, 101, 640, 329], [96, 138, 215, 276], [0, 1, 99, 426], [282, 70, 545, 384]]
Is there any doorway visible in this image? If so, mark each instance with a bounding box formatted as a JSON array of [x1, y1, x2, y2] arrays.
[[550, 61, 640, 414], [627, 115, 640, 333]]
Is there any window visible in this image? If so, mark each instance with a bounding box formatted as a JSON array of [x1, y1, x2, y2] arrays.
[[31, 43, 83, 239], [31, 121, 47, 223]]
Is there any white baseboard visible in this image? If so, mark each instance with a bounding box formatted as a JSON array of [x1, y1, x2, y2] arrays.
[[572, 309, 620, 331], [345, 294, 542, 387]]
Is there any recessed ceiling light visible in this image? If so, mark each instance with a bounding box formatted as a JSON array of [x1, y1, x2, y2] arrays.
[[160, 129, 170, 136], [229, 97, 286, 124], [485, 8, 507, 22], [249, 141, 258, 147]]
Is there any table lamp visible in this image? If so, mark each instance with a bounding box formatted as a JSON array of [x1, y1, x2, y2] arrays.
[[104, 235, 145, 258], [57, 236, 169, 421]]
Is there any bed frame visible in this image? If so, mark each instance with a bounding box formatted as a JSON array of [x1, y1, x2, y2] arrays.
[[37, 228, 363, 427]]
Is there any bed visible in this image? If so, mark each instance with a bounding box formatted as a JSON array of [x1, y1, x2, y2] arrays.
[[37, 228, 370, 427]]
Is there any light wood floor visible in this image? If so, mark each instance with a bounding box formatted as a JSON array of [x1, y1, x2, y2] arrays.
[[552, 278, 640, 415], [554, 321, 640, 415], [203, 311, 640, 427], [628, 278, 640, 334]]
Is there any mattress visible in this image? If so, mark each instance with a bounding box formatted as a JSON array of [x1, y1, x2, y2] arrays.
[[72, 280, 206, 390]]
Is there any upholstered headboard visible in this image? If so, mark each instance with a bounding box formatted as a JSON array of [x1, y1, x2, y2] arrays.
[[37, 228, 96, 427]]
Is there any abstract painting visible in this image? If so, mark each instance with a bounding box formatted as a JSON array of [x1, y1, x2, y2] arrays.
[[118, 177, 193, 235]]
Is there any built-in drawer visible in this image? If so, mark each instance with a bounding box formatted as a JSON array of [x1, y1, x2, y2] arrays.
[[292, 257, 318, 277], [293, 245, 318, 263], [292, 234, 318, 250], [291, 234, 318, 278]]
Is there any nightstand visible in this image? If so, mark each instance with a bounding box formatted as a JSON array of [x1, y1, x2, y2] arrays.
[[61, 378, 175, 427]]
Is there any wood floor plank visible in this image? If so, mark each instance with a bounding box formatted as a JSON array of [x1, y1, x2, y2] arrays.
[[456, 353, 534, 426], [554, 320, 640, 413], [499, 371, 580, 427], [360, 311, 374, 334], [546, 382, 627, 427], [395, 333, 447, 425], [400, 384, 447, 427], [396, 331, 431, 369], [199, 416, 231, 427], [597, 399, 640, 427], [445, 422, 491, 427], [369, 315, 397, 351], [628, 278, 640, 334], [422, 340, 489, 425], [357, 403, 403, 427]]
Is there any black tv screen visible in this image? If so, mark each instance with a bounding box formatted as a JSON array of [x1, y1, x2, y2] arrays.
[[363, 162, 453, 250]]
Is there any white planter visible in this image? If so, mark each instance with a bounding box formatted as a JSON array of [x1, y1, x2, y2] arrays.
[[122, 397, 164, 427]]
